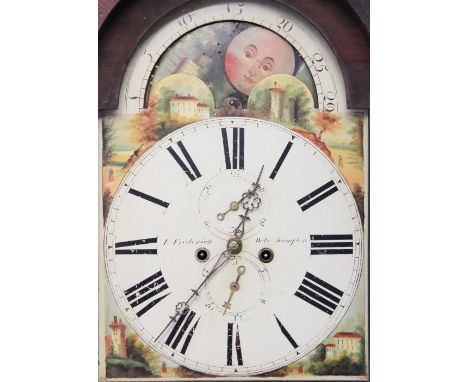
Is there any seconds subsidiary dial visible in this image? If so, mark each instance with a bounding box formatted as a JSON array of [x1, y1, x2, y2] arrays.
[[105, 117, 363, 376]]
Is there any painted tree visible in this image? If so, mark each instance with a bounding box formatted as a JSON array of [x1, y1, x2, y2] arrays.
[[349, 113, 364, 159], [294, 88, 313, 129], [102, 118, 116, 166], [124, 98, 159, 151], [310, 344, 326, 362], [253, 88, 272, 118], [156, 87, 176, 116], [126, 332, 161, 376], [107, 341, 117, 359], [123, 99, 160, 170], [312, 111, 343, 139]]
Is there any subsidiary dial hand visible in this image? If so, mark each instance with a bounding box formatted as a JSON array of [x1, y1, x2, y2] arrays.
[[222, 265, 246, 315], [155, 166, 264, 343], [217, 165, 264, 221]]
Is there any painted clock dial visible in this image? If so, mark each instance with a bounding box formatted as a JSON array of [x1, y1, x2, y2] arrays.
[[105, 117, 363, 376], [119, 0, 346, 114]]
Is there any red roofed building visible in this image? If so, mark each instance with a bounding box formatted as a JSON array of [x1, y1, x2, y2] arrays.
[[197, 102, 210, 119], [169, 94, 211, 121], [325, 343, 336, 357], [325, 332, 363, 360]]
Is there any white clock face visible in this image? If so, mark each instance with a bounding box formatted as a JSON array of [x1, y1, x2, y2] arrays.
[[119, 0, 346, 113], [105, 117, 363, 376]]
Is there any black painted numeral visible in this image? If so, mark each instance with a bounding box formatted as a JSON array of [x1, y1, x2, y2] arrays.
[[294, 272, 343, 315], [227, 323, 243, 366], [270, 141, 293, 179], [124, 271, 170, 317], [222, 128, 244, 169], [115, 237, 158, 255], [128, 188, 170, 208], [165, 310, 200, 354], [168, 141, 202, 181], [310, 234, 353, 255], [297, 180, 338, 211], [274, 315, 298, 349]]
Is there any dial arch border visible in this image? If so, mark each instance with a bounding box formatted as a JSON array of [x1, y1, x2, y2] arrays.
[[98, 0, 369, 112]]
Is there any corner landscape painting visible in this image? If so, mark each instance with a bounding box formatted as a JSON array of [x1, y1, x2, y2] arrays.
[[100, 19, 368, 380]]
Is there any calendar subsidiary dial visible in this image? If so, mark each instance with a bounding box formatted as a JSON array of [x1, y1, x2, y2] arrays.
[[104, 117, 364, 376]]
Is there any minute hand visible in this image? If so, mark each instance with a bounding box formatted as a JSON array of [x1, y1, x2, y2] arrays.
[[154, 165, 265, 342]]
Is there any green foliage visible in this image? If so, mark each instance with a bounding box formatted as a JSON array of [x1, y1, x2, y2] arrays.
[[106, 341, 117, 359], [107, 357, 149, 369], [157, 87, 176, 114], [106, 357, 153, 378], [252, 88, 271, 117], [349, 114, 364, 159], [126, 332, 161, 375], [306, 355, 365, 376], [309, 344, 326, 362]]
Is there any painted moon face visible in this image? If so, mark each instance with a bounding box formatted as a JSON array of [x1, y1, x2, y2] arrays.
[[224, 26, 295, 95]]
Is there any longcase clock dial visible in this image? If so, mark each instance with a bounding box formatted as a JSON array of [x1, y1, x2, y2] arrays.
[[105, 117, 363, 376]]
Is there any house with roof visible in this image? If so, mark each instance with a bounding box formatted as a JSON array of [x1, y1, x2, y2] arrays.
[[324, 332, 363, 361], [169, 94, 211, 122]]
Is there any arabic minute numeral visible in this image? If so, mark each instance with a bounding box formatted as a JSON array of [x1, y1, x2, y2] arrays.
[[312, 52, 328, 72], [276, 16, 293, 32], [324, 91, 336, 112], [178, 14, 193, 27], [227, 3, 245, 15]]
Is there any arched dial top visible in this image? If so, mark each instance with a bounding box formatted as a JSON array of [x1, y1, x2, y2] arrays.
[[105, 117, 363, 376], [119, 0, 346, 113]]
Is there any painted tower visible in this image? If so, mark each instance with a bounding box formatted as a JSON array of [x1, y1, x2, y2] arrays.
[[269, 82, 285, 120], [108, 316, 127, 358]]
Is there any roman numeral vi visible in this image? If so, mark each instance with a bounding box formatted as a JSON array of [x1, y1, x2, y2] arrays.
[[227, 323, 243, 366]]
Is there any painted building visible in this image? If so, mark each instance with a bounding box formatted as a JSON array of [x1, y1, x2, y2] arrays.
[[197, 102, 210, 119], [169, 94, 211, 121], [270, 82, 285, 120], [325, 343, 336, 357], [269, 82, 295, 123], [325, 332, 362, 360], [105, 316, 127, 358]]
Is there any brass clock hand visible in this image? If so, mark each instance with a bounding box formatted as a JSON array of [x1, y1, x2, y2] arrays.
[[217, 201, 240, 221], [222, 265, 246, 315], [153, 248, 232, 343], [155, 166, 264, 343], [217, 165, 264, 221]]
